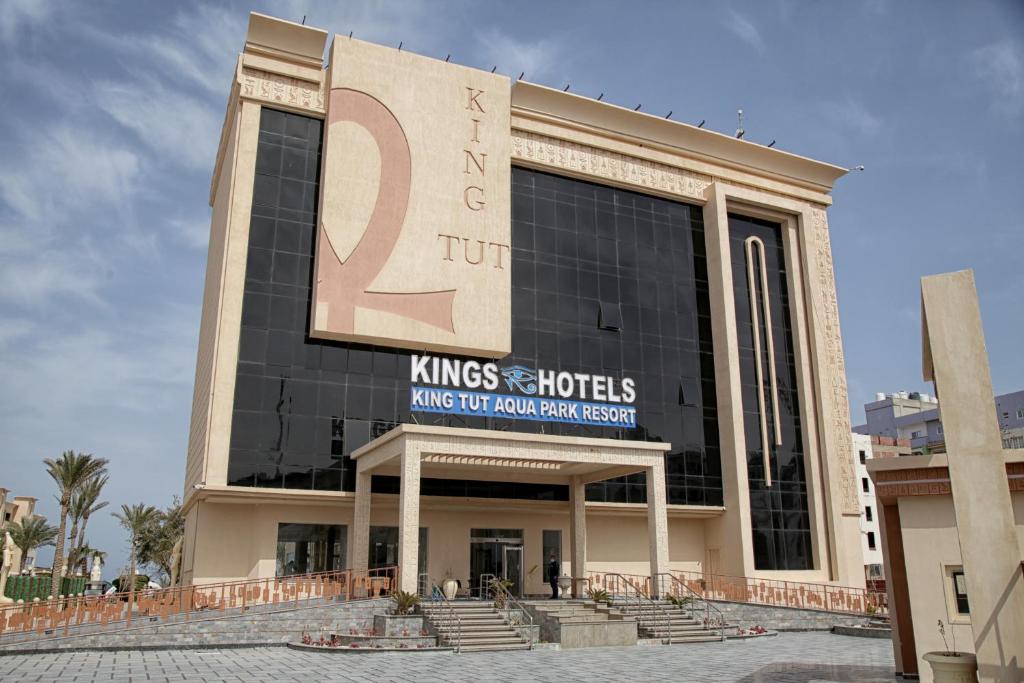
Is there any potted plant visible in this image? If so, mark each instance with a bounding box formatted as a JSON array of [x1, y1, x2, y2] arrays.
[[391, 590, 421, 615], [666, 594, 693, 609], [923, 620, 977, 683], [441, 569, 458, 601], [587, 587, 610, 604]]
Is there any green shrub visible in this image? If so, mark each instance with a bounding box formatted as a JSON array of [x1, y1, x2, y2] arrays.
[[391, 590, 421, 615]]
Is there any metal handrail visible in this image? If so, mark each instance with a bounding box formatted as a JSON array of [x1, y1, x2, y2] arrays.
[[477, 573, 495, 600], [485, 578, 534, 649], [603, 573, 672, 645], [656, 572, 726, 641], [422, 577, 461, 654], [671, 569, 887, 616]]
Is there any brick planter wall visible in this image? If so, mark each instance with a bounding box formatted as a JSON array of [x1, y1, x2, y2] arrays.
[[708, 600, 872, 631], [0, 598, 392, 654]]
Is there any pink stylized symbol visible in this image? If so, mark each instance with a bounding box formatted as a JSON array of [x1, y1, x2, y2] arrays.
[[316, 88, 455, 333]]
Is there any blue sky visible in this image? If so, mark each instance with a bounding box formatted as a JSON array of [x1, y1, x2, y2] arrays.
[[1, 0, 1021, 576]]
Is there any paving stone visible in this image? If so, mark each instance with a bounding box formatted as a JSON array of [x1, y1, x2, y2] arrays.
[[0, 632, 895, 682]]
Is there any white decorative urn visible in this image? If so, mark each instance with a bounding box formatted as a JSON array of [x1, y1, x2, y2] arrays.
[[442, 578, 458, 601], [922, 652, 977, 683], [90, 556, 103, 584], [557, 575, 571, 596]]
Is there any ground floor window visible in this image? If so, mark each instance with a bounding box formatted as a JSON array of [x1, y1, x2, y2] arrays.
[[543, 529, 562, 581], [951, 569, 970, 615], [369, 526, 428, 577], [275, 523, 346, 576]]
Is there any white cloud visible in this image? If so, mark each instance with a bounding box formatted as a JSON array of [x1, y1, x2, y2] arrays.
[[724, 9, 764, 53], [474, 28, 563, 84], [0, 124, 140, 227], [969, 41, 1023, 116], [819, 96, 881, 138], [94, 78, 222, 171], [166, 215, 212, 250], [0, 0, 54, 45]]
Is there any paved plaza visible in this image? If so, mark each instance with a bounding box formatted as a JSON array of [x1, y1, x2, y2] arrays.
[[1, 633, 895, 682]]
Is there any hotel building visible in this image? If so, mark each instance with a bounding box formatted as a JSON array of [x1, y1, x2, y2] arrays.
[[180, 13, 865, 596]]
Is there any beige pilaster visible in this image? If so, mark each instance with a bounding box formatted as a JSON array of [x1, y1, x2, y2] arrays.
[[397, 446, 422, 594], [701, 182, 755, 577], [569, 476, 587, 598], [351, 471, 371, 576], [921, 270, 1024, 682], [645, 464, 670, 595]]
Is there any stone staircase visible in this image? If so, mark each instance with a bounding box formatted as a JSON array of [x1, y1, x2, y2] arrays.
[[526, 599, 637, 648], [601, 600, 728, 643], [420, 601, 531, 652]]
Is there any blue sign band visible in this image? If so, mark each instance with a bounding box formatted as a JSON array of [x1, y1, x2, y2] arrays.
[[410, 386, 637, 429]]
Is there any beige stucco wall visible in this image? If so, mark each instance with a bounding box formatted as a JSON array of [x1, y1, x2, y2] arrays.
[[897, 492, 1024, 683], [185, 497, 706, 594]]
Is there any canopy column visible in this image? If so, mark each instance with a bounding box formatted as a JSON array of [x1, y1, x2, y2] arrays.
[[569, 475, 587, 598], [646, 463, 670, 596], [396, 445, 422, 594]]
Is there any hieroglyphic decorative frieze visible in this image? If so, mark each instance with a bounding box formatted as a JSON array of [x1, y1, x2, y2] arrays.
[[811, 208, 860, 514], [240, 67, 324, 114], [511, 131, 711, 201], [874, 467, 952, 502]]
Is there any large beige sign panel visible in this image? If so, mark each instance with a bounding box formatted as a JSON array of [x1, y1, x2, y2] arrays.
[[311, 38, 511, 357]]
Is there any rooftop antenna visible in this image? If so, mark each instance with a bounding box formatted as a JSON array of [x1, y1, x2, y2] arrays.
[[301, 15, 306, 25], [767, 139, 776, 148], [665, 110, 673, 119], [397, 41, 403, 51], [735, 109, 745, 138], [444, 54, 450, 62], [518, 71, 524, 80], [348, 31, 353, 39], [563, 83, 571, 91], [634, 104, 642, 111], [849, 165, 866, 172], [597, 93, 604, 101], [696, 119, 705, 128], [490, 65, 497, 73]]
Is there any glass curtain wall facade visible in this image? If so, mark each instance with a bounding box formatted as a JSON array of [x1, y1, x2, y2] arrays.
[[227, 108, 722, 507], [728, 214, 812, 570]]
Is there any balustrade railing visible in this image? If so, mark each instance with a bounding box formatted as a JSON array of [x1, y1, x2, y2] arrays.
[[485, 577, 534, 649], [420, 576, 461, 653], [671, 570, 887, 616], [600, 573, 672, 644], [0, 566, 398, 644], [654, 572, 725, 640]]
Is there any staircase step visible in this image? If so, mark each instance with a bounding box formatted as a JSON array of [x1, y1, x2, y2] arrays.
[[448, 636, 527, 644], [458, 643, 532, 652], [434, 624, 512, 633]]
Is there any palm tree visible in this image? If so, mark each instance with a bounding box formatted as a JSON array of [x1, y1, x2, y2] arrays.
[[67, 475, 109, 574], [43, 451, 109, 598], [112, 503, 159, 602], [5, 517, 59, 572]]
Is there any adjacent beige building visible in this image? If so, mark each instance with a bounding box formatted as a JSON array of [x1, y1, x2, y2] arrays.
[[181, 13, 865, 599], [1, 490, 41, 574]]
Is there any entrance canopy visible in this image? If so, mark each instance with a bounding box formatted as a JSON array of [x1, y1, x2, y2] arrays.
[[350, 424, 672, 594]]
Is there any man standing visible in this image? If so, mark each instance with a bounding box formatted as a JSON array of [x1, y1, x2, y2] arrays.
[[547, 553, 560, 599]]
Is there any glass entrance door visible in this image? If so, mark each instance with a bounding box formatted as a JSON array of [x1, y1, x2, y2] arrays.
[[502, 545, 523, 597], [469, 529, 524, 597]]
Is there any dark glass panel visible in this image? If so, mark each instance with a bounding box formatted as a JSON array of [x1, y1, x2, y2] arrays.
[[226, 108, 722, 506]]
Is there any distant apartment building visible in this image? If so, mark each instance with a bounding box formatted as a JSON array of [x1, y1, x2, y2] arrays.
[[996, 390, 1024, 449], [854, 389, 1024, 452], [850, 433, 908, 583], [851, 434, 882, 582]]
